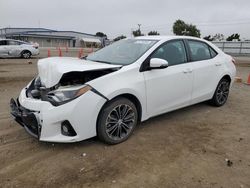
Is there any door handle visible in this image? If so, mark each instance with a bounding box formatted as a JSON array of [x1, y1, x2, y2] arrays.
[[215, 63, 222, 66]]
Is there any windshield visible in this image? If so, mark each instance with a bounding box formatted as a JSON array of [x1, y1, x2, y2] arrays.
[[86, 39, 158, 65]]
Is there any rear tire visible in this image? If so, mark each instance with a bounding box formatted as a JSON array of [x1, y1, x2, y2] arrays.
[[97, 97, 138, 145], [210, 78, 230, 107], [21, 50, 31, 59]]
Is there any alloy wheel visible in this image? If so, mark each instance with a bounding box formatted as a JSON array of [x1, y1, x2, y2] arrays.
[[216, 81, 229, 105], [23, 52, 31, 59], [105, 104, 136, 141]]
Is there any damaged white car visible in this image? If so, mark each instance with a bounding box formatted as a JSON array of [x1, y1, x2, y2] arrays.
[[10, 36, 236, 144]]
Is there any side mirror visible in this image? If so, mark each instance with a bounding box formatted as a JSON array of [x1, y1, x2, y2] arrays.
[[149, 58, 168, 69]]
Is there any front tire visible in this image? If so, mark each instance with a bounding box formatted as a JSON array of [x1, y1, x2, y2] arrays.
[[210, 78, 230, 107], [97, 97, 138, 145], [21, 50, 31, 59]]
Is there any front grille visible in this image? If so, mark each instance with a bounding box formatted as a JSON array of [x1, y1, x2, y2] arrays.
[[11, 98, 40, 138], [21, 113, 39, 136]]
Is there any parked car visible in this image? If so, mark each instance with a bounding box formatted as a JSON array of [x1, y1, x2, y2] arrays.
[[0, 39, 39, 58], [10, 36, 236, 144]]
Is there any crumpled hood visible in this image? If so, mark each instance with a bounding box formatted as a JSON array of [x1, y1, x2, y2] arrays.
[[37, 57, 122, 88]]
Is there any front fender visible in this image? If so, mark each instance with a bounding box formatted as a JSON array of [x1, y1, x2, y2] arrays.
[[88, 65, 148, 121]]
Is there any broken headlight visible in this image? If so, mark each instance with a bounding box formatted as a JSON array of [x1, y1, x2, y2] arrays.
[[47, 85, 92, 106]]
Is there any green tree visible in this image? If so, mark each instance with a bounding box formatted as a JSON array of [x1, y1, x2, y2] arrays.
[[132, 29, 144, 37], [114, 35, 127, 41], [173, 19, 201, 37], [226, 33, 240, 41], [148, 31, 160, 35], [173, 20, 187, 35], [212, 33, 224, 41], [96, 32, 107, 39]]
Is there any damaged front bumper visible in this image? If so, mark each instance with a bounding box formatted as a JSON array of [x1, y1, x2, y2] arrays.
[[10, 98, 41, 138], [10, 85, 107, 143]]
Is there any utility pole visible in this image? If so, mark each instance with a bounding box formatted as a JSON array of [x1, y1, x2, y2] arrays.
[[138, 24, 141, 31]]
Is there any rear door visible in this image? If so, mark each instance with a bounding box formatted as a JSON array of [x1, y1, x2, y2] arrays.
[[186, 40, 221, 104]]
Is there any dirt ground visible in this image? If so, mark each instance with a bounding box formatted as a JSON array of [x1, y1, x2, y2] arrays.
[[0, 55, 250, 188]]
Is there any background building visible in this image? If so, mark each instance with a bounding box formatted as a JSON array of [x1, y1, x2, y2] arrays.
[[0, 27, 107, 48]]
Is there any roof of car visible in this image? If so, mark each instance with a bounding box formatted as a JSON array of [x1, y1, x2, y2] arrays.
[[0, 39, 30, 43], [135, 35, 205, 41], [0, 39, 19, 41]]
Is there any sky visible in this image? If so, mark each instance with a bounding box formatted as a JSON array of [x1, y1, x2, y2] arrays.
[[1, 0, 250, 39]]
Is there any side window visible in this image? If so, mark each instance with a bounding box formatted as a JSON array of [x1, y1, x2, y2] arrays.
[[188, 40, 211, 61], [209, 47, 218, 58], [0, 40, 7, 46], [7, 40, 19, 45], [151, 40, 187, 66]]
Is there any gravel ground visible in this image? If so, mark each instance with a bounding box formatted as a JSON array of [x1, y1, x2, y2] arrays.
[[0, 56, 249, 188]]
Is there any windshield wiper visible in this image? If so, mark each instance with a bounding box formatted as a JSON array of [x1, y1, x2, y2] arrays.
[[89, 60, 112, 64], [80, 55, 88, 60]]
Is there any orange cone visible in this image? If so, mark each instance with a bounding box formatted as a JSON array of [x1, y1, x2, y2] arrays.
[[47, 49, 51, 57], [59, 48, 62, 57], [246, 74, 250, 85]]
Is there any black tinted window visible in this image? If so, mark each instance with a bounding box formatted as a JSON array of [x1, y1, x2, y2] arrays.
[[188, 40, 211, 61], [0, 40, 7, 46], [209, 47, 218, 58], [151, 40, 187, 66]]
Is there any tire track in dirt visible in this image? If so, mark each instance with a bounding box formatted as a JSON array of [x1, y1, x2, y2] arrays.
[[0, 149, 63, 180]]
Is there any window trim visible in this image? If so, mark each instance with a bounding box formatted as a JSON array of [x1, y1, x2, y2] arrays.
[[140, 39, 189, 72], [185, 39, 218, 62], [209, 46, 218, 58]]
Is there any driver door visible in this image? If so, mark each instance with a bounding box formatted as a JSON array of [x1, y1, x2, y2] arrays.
[[7, 40, 20, 57], [0, 40, 8, 57], [143, 40, 193, 117]]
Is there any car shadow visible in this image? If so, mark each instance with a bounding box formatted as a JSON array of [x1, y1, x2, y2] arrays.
[[37, 101, 213, 149]]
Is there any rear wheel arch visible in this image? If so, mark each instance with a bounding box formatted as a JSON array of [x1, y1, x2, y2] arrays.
[[213, 74, 232, 95], [210, 75, 231, 107], [221, 74, 231, 84]]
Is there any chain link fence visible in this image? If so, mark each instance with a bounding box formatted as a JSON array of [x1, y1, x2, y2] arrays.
[[213, 41, 250, 55]]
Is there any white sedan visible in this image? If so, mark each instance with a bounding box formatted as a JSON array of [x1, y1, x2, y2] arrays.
[[10, 36, 236, 144], [0, 39, 39, 58]]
